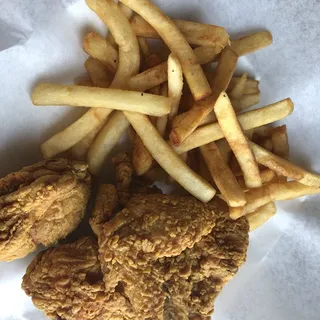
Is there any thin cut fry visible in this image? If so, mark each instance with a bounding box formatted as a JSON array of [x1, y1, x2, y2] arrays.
[[138, 37, 150, 57], [230, 181, 320, 219], [132, 135, 154, 176], [271, 125, 289, 158], [84, 58, 113, 88], [247, 202, 277, 231], [231, 92, 260, 112], [40, 0, 140, 159], [70, 120, 107, 160], [120, 0, 212, 101], [131, 14, 229, 48], [83, 33, 119, 72], [200, 142, 246, 207], [32, 83, 170, 117], [216, 139, 232, 163], [156, 82, 169, 137], [88, 111, 130, 175], [124, 112, 216, 202], [199, 112, 217, 126], [167, 152, 188, 184], [230, 31, 273, 56], [169, 47, 238, 145], [250, 142, 320, 187], [229, 73, 247, 100], [168, 54, 183, 120], [228, 77, 259, 94], [237, 168, 276, 189], [214, 92, 262, 188], [172, 98, 294, 154], [128, 46, 218, 92]]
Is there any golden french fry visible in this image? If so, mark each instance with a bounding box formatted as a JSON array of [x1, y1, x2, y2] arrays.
[[169, 47, 238, 145], [84, 58, 113, 88], [230, 181, 320, 219], [271, 125, 289, 158], [250, 142, 320, 187], [247, 202, 277, 231], [216, 139, 232, 163], [132, 135, 154, 176], [41, 108, 111, 159], [138, 37, 150, 57], [259, 138, 273, 152], [231, 92, 260, 112], [32, 83, 171, 117], [119, 0, 212, 101], [83, 33, 119, 72], [237, 168, 276, 189], [87, 112, 130, 175], [167, 152, 188, 184], [200, 142, 246, 207], [199, 112, 217, 126], [125, 112, 216, 202], [229, 73, 247, 100], [172, 98, 294, 154], [156, 83, 168, 137], [70, 120, 107, 160], [168, 54, 183, 120], [214, 92, 262, 188], [128, 46, 218, 92], [228, 77, 259, 94], [131, 14, 229, 48], [230, 31, 273, 56]]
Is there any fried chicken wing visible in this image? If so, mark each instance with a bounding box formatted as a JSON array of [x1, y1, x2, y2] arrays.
[[0, 159, 91, 261], [22, 237, 136, 320]]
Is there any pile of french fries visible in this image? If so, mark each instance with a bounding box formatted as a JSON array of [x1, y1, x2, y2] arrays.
[[32, 0, 320, 231]]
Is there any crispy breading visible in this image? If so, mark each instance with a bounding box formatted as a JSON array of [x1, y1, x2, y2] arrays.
[[0, 159, 91, 261], [22, 237, 136, 320]]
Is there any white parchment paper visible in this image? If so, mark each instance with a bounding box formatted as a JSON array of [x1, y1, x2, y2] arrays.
[[0, 0, 319, 319]]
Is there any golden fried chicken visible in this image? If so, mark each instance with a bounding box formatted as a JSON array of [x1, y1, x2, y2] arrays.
[[92, 155, 249, 320], [22, 237, 135, 320], [0, 159, 91, 261]]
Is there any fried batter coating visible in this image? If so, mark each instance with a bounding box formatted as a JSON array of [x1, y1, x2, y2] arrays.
[[0, 159, 91, 261]]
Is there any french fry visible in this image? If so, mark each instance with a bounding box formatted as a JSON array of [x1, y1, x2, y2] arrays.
[[271, 125, 289, 158], [32, 83, 171, 117], [119, 0, 212, 101], [167, 152, 188, 184], [168, 54, 183, 120], [259, 138, 273, 152], [171, 98, 294, 154], [125, 112, 216, 202], [247, 202, 277, 232], [70, 119, 107, 160], [230, 181, 320, 219], [228, 77, 259, 94], [84, 58, 113, 88], [214, 92, 262, 188], [88, 110, 130, 175], [41, 108, 111, 159], [138, 37, 150, 58], [216, 139, 232, 163], [200, 142, 246, 207], [230, 31, 273, 56], [252, 125, 274, 138], [131, 14, 229, 48], [250, 142, 320, 187], [199, 112, 217, 126], [237, 168, 276, 189], [128, 46, 218, 92], [83, 33, 119, 72], [169, 47, 238, 145], [231, 92, 260, 112], [229, 73, 247, 100], [132, 135, 154, 176], [156, 82, 168, 137]]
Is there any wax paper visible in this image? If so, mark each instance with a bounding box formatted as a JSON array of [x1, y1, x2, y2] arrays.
[[0, 0, 319, 319]]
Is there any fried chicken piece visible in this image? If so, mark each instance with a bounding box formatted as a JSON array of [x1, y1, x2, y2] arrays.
[[0, 159, 91, 261], [156, 199, 249, 319], [98, 193, 216, 319], [22, 237, 136, 320]]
